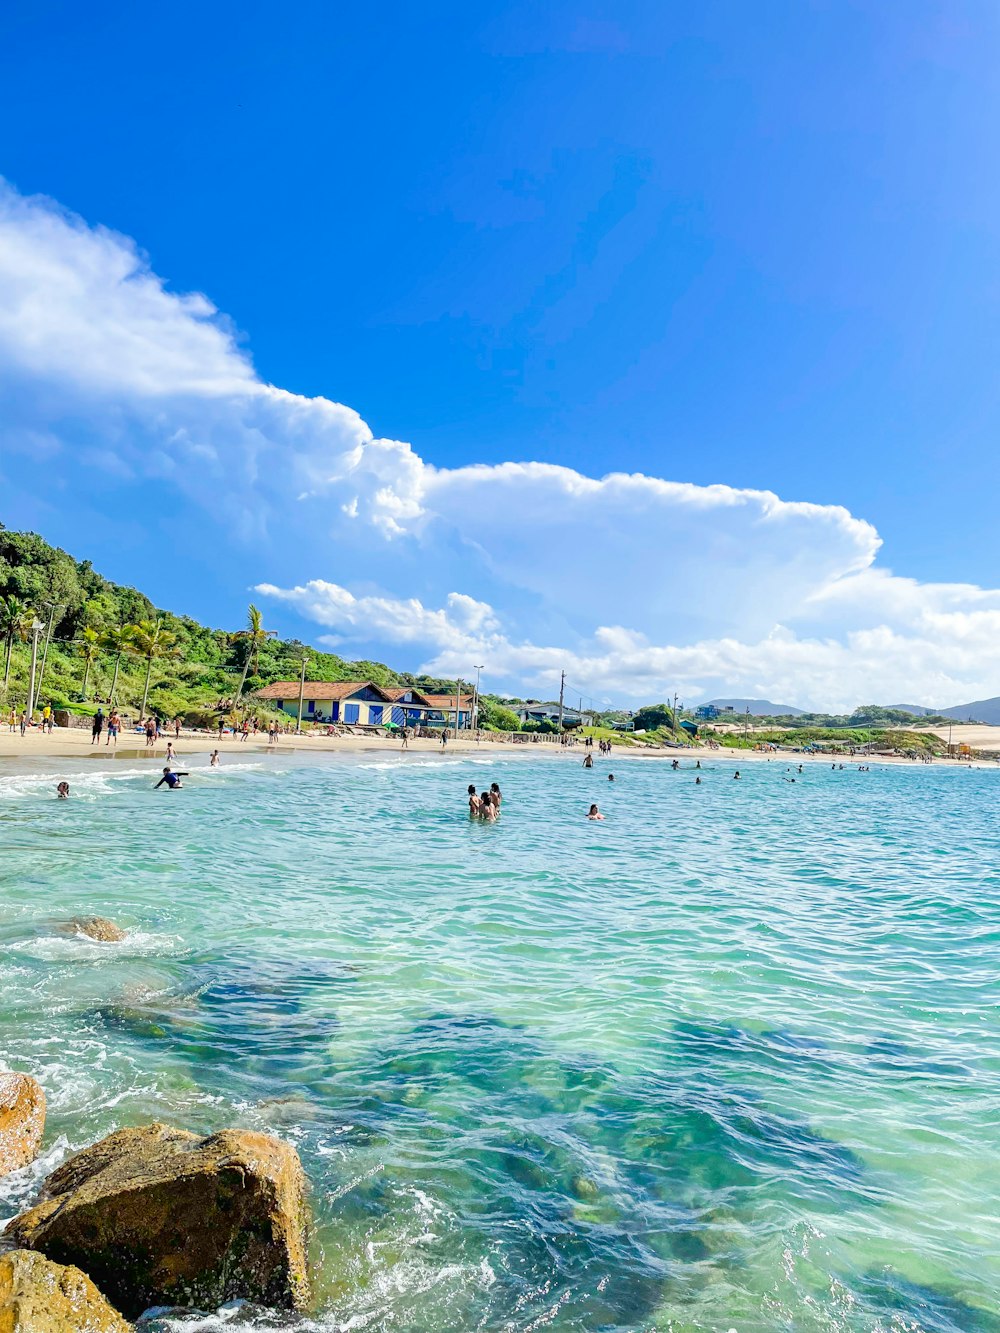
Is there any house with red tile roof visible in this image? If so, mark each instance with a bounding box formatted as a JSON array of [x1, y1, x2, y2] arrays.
[[254, 680, 475, 729]]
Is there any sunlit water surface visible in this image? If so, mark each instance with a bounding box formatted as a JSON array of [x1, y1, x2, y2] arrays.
[[1, 749, 998, 1333]]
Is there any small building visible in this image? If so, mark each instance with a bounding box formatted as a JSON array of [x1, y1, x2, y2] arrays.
[[254, 680, 475, 729], [695, 704, 719, 720], [513, 702, 592, 729]]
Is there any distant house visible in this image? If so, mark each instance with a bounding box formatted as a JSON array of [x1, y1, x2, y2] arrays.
[[695, 704, 719, 720], [254, 680, 475, 729], [513, 702, 592, 729]]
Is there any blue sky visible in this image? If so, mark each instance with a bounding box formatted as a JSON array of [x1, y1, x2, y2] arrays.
[[2, 1, 1000, 708]]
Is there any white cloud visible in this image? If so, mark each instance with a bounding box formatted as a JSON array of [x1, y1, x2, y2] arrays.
[[2, 176, 1000, 710]]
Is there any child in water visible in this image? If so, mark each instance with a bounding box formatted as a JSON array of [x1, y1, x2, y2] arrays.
[[56, 781, 70, 798]]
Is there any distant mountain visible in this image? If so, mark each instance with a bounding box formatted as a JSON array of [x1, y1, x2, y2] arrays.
[[706, 697, 806, 717], [935, 697, 1000, 724], [881, 704, 938, 717]]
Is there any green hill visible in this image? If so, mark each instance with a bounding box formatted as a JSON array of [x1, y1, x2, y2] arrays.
[[0, 524, 453, 722]]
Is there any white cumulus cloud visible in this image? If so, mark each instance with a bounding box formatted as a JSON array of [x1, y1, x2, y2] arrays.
[[1, 176, 999, 710]]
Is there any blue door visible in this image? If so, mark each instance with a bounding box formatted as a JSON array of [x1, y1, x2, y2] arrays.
[[391, 706, 405, 726], [344, 704, 360, 724], [369, 706, 383, 724]]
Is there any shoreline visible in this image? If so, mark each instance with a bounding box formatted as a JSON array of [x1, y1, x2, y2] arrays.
[[0, 725, 994, 769]]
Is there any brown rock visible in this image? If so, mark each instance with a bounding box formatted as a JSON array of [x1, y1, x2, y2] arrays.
[[0, 1249, 131, 1332], [58, 918, 127, 943], [6, 1123, 310, 1319], [0, 1074, 45, 1178]]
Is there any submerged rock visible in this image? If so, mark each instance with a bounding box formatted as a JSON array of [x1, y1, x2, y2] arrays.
[[59, 917, 128, 942], [0, 1248, 132, 1332], [6, 1123, 310, 1319], [0, 1072, 45, 1177]]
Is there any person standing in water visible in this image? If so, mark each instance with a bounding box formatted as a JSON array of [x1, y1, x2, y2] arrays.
[[468, 784, 481, 816], [583, 753, 593, 768], [489, 783, 502, 809], [479, 791, 497, 822], [587, 804, 604, 820], [56, 781, 70, 798], [210, 750, 220, 767]]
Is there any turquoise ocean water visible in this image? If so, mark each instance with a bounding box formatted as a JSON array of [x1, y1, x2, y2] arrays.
[[0, 749, 998, 1332]]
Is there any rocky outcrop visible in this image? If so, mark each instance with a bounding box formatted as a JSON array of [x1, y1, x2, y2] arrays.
[[58, 917, 127, 942], [0, 1073, 45, 1178], [0, 1249, 132, 1332], [6, 1123, 310, 1319]]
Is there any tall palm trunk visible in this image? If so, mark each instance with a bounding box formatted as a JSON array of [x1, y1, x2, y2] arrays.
[[81, 658, 93, 698], [140, 655, 154, 719], [3, 636, 11, 689], [109, 653, 122, 706], [235, 644, 253, 702]]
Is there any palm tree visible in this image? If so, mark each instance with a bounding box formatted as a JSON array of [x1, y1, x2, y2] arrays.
[[77, 627, 101, 698], [100, 624, 136, 706], [130, 619, 182, 719], [233, 604, 276, 703], [0, 594, 35, 691]]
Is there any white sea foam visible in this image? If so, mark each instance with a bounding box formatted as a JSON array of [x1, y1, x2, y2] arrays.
[[0, 761, 265, 800], [10, 929, 178, 962]]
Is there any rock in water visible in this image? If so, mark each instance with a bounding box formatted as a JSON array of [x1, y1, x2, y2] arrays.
[[0, 1073, 45, 1177], [5, 1123, 310, 1318], [60, 917, 128, 942], [0, 1249, 132, 1332]]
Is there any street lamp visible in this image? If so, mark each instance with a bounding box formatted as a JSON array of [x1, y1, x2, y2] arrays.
[[26, 619, 44, 718], [472, 665, 484, 732]]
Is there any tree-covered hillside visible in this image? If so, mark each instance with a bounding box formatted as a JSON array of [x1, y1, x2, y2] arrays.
[[0, 524, 452, 722]]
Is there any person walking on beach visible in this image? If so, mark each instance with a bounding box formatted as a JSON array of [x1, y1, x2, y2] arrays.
[[106, 710, 119, 746], [19, 710, 27, 737], [144, 718, 155, 748], [174, 717, 181, 739], [440, 729, 448, 749], [91, 708, 104, 744], [7, 707, 15, 733], [400, 727, 408, 749]]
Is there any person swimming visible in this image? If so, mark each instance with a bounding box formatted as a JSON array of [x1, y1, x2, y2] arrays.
[[695, 776, 702, 785], [733, 770, 741, 779], [608, 773, 615, 781], [154, 767, 189, 790], [468, 783, 481, 816], [56, 781, 69, 799], [587, 804, 604, 820], [479, 791, 497, 821]]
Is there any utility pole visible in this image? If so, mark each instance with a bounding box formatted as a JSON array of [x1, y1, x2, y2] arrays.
[[472, 665, 483, 731], [557, 671, 565, 734], [454, 678, 463, 733], [673, 691, 679, 737], [26, 619, 44, 718], [744, 705, 750, 742], [296, 653, 308, 733]]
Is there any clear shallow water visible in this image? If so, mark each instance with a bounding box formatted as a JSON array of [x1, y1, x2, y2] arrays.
[[1, 749, 998, 1333]]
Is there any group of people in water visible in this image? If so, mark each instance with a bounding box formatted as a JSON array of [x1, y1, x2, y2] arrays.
[[468, 782, 503, 821]]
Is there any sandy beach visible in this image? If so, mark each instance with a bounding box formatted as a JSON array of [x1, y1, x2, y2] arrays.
[[2, 723, 997, 766]]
